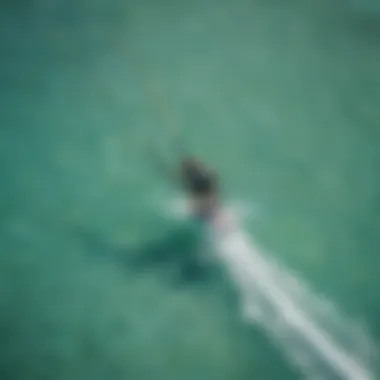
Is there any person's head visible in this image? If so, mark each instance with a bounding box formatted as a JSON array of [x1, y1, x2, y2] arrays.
[[181, 157, 203, 174], [181, 158, 208, 178]]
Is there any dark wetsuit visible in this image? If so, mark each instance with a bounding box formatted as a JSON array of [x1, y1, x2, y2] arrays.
[[182, 168, 218, 195], [181, 167, 219, 219]]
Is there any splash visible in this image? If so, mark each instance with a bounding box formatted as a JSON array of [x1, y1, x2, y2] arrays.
[[164, 195, 257, 221], [210, 210, 378, 380]]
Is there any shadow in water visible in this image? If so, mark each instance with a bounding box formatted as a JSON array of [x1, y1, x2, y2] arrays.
[[72, 222, 220, 287]]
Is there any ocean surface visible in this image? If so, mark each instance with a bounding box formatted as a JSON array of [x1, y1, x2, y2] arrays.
[[1, 1, 380, 379]]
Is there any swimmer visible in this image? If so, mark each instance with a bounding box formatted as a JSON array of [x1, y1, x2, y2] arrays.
[[179, 157, 220, 220], [150, 147, 220, 220]]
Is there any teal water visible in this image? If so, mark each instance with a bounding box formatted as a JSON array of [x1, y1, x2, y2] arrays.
[[1, 0, 380, 379]]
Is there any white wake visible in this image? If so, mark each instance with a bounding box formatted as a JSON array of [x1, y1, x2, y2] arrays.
[[210, 209, 378, 380]]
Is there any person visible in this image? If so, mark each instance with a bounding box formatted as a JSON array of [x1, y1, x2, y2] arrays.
[[151, 146, 220, 220], [179, 157, 220, 220]]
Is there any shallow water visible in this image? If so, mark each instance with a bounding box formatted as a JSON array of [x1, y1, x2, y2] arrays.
[[0, 1, 380, 379]]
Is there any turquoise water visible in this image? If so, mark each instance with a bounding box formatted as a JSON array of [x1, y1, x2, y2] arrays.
[[1, 1, 380, 379]]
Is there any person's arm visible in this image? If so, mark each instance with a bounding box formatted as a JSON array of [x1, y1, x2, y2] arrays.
[[210, 170, 219, 193], [148, 145, 180, 184], [172, 135, 189, 160]]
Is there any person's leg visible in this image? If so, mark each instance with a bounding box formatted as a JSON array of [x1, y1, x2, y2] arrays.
[[192, 194, 219, 221]]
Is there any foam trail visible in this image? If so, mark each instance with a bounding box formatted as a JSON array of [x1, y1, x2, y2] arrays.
[[210, 212, 377, 380]]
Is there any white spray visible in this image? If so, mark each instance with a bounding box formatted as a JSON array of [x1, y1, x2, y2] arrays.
[[209, 209, 377, 380]]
